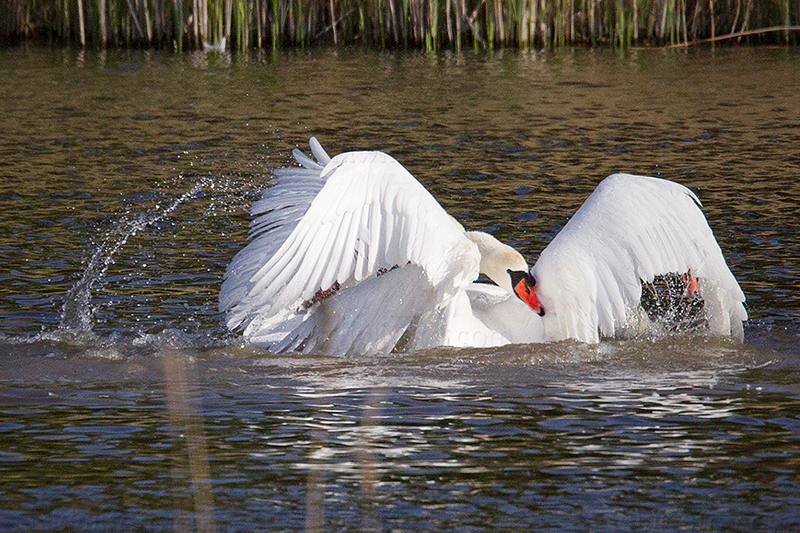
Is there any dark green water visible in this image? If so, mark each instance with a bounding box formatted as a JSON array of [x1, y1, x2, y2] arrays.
[[0, 46, 799, 532]]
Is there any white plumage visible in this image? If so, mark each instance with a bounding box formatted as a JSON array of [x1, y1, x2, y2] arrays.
[[530, 173, 746, 342], [219, 138, 746, 355]]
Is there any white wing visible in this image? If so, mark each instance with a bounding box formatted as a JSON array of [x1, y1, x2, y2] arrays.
[[532, 173, 747, 342], [219, 138, 481, 352], [219, 137, 329, 324]]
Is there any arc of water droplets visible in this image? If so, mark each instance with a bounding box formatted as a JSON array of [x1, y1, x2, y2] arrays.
[[59, 179, 211, 334]]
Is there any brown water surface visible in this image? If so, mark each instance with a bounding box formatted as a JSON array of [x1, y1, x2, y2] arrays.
[[0, 46, 798, 532]]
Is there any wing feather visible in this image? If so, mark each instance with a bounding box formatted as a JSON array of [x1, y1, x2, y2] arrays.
[[219, 139, 479, 346], [309, 137, 331, 166], [532, 173, 746, 342], [219, 166, 327, 317]]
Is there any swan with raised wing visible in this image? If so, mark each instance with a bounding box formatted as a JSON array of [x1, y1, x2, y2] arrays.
[[219, 138, 746, 355]]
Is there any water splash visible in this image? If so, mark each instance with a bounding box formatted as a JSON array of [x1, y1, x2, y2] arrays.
[[59, 179, 210, 335]]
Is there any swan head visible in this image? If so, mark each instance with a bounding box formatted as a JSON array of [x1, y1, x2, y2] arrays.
[[466, 230, 545, 316], [507, 269, 545, 316]]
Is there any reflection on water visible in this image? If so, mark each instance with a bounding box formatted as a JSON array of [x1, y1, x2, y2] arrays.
[[3, 337, 798, 531], [0, 46, 799, 531]]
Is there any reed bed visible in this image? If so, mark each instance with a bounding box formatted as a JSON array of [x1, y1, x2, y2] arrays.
[[2, 0, 798, 50]]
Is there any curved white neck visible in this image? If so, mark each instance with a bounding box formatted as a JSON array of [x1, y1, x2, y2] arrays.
[[465, 231, 529, 294]]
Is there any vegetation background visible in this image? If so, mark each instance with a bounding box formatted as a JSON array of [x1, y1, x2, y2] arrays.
[[2, 0, 800, 51]]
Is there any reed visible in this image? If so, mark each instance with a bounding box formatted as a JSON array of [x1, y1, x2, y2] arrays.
[[2, 0, 798, 49]]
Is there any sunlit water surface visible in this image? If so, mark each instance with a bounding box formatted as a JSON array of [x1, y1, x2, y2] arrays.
[[1, 46, 799, 532]]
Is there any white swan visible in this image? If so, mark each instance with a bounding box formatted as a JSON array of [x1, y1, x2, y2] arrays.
[[219, 138, 746, 355]]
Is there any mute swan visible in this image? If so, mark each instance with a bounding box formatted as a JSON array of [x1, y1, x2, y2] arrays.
[[219, 138, 746, 355]]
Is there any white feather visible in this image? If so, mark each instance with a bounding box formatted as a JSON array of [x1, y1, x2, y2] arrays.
[[220, 140, 747, 354], [532, 173, 746, 342], [219, 138, 487, 354]]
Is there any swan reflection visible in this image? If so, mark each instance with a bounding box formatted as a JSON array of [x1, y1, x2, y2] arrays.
[[252, 355, 749, 483]]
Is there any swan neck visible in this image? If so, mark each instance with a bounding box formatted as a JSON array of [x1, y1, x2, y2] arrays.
[[465, 231, 528, 294]]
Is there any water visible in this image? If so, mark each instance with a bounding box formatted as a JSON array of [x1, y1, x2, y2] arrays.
[[1, 46, 799, 532]]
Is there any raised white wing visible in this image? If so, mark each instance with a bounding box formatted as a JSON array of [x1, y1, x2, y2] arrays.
[[531, 173, 747, 342], [219, 138, 481, 350], [219, 137, 329, 325]]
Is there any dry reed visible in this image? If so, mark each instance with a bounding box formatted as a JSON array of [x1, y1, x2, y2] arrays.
[[2, 0, 798, 50]]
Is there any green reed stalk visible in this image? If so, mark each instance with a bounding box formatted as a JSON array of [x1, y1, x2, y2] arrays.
[[431, 0, 440, 50], [78, 0, 87, 45], [3, 0, 800, 49], [236, 0, 247, 50], [484, 0, 493, 48], [516, 0, 527, 46], [709, 0, 714, 45], [782, 0, 790, 43], [681, 0, 688, 46], [554, 0, 565, 46]]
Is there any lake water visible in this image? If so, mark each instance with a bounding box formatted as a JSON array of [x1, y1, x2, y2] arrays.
[[1, 46, 799, 532]]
